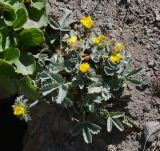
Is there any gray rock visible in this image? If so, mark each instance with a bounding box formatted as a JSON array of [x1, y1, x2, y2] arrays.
[[153, 66, 159, 71], [148, 60, 155, 67], [157, 41, 160, 45], [143, 121, 160, 143], [149, 38, 154, 42], [64, 0, 69, 3], [106, 23, 114, 30], [155, 21, 160, 29], [155, 11, 160, 21], [146, 44, 150, 49]]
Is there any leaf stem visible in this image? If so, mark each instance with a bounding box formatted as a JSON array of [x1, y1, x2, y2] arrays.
[[64, 82, 72, 86], [60, 31, 62, 49], [29, 100, 39, 108]]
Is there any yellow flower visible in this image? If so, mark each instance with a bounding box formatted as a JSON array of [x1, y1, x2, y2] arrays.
[[67, 36, 78, 47], [110, 53, 123, 63], [93, 36, 107, 44], [79, 62, 90, 73], [80, 16, 93, 29], [12, 95, 30, 121], [114, 43, 125, 53], [13, 105, 25, 116], [67, 36, 82, 49]]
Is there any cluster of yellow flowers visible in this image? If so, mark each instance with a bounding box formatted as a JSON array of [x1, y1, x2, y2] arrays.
[[67, 16, 94, 48], [67, 16, 125, 74], [92, 36, 107, 45], [110, 43, 125, 63]]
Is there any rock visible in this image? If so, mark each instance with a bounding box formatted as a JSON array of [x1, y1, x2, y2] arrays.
[[153, 66, 159, 71], [106, 22, 114, 30], [149, 38, 154, 42], [146, 29, 151, 35], [107, 144, 117, 151], [148, 59, 155, 67], [157, 41, 160, 45], [146, 44, 150, 49], [127, 0, 131, 4], [137, 0, 145, 3], [155, 11, 160, 21], [155, 21, 160, 29], [63, 0, 69, 3], [143, 121, 160, 143]]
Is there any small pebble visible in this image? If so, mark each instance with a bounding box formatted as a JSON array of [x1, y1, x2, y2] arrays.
[[143, 121, 160, 143]]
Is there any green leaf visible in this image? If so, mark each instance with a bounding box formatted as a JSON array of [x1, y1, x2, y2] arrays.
[[48, 18, 60, 30], [40, 82, 59, 96], [101, 85, 112, 101], [47, 55, 64, 73], [64, 51, 82, 71], [110, 112, 125, 119], [0, 59, 15, 77], [4, 48, 36, 75], [56, 85, 67, 104], [0, 17, 5, 28], [104, 66, 115, 76], [126, 66, 144, 77], [90, 48, 101, 63], [0, 26, 11, 52], [6, 0, 23, 6], [86, 121, 101, 134], [88, 86, 102, 94], [0, 2, 16, 22], [13, 8, 28, 29], [72, 122, 84, 136], [112, 118, 124, 131], [17, 76, 40, 100], [126, 77, 143, 86], [122, 58, 133, 75], [72, 121, 100, 144], [19, 28, 44, 50], [83, 125, 92, 144], [24, 7, 48, 28], [107, 117, 112, 132], [61, 97, 73, 108], [31, 0, 46, 10], [20, 52, 36, 75], [104, 59, 119, 76], [39, 65, 67, 104], [58, 9, 76, 28], [0, 76, 16, 95], [108, 76, 123, 91], [72, 75, 84, 89]]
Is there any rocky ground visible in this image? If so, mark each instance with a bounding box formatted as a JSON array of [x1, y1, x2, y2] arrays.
[[23, 0, 160, 151]]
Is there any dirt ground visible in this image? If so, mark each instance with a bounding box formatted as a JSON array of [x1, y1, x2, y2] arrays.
[[23, 0, 160, 151]]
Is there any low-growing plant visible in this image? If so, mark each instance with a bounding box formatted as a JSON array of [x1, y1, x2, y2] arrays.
[[1, 6, 144, 144], [35, 13, 143, 143]]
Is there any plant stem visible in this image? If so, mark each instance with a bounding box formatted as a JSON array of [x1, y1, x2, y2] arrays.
[[60, 31, 62, 49], [30, 100, 39, 108], [64, 82, 72, 86]]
